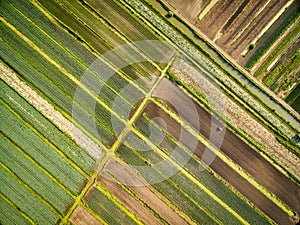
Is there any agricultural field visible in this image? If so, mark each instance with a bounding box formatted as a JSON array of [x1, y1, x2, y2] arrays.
[[162, 0, 300, 113], [1, 0, 299, 225]]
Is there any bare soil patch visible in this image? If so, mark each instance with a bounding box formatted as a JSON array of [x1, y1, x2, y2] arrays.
[[97, 176, 164, 225], [98, 160, 189, 225], [70, 205, 103, 225], [165, 0, 209, 23]]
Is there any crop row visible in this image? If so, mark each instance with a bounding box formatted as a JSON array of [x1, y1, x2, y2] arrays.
[[0, 197, 31, 225], [0, 38, 115, 147], [268, 51, 300, 93], [120, 126, 269, 224], [254, 21, 300, 79], [8, 0, 96, 66], [245, 4, 300, 69], [0, 167, 59, 224], [83, 0, 170, 68], [132, 113, 271, 224], [285, 83, 300, 113], [0, 23, 127, 147], [121, 0, 299, 139], [0, 4, 139, 113], [0, 79, 96, 174], [0, 103, 86, 194], [118, 141, 222, 224], [85, 187, 138, 225], [0, 134, 72, 214], [37, 0, 159, 85]]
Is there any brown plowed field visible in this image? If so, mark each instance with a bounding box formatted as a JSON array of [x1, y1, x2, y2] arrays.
[[196, 0, 243, 39], [70, 205, 103, 225], [152, 78, 300, 214], [97, 176, 164, 225], [99, 161, 189, 225], [165, 0, 209, 23], [167, 0, 291, 65]]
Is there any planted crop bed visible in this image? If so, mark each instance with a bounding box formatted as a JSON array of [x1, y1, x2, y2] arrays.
[[1, 0, 299, 224]]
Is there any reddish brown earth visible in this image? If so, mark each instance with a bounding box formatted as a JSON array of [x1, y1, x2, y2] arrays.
[[98, 160, 189, 225], [70, 205, 103, 225], [97, 176, 164, 225], [148, 78, 300, 221]]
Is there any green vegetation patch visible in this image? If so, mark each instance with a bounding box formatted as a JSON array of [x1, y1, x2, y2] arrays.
[[0, 167, 59, 225], [85, 187, 137, 225], [245, 4, 300, 69], [285, 83, 300, 113], [0, 198, 31, 225]]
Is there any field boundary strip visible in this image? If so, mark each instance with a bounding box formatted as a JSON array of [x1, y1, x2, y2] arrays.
[[250, 16, 300, 74], [77, 0, 163, 72], [100, 173, 171, 225], [0, 17, 128, 126], [11, 3, 143, 106], [31, 0, 153, 95], [139, 116, 273, 222], [0, 62, 105, 160], [95, 184, 144, 225], [0, 103, 79, 198], [0, 98, 88, 179], [105, 162, 202, 225]]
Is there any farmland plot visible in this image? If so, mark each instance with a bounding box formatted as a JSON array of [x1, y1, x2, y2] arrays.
[[0, 80, 96, 174], [84, 187, 139, 225], [0, 198, 31, 225], [1, 0, 299, 224], [152, 78, 300, 214], [0, 167, 59, 224], [135, 100, 292, 224]]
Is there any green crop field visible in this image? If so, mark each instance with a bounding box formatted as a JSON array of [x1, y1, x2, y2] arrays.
[[1, 0, 299, 224]]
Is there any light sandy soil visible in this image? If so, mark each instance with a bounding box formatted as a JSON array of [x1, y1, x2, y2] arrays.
[[165, 0, 209, 23], [0, 63, 103, 161]]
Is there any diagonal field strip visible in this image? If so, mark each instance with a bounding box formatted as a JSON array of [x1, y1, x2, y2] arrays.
[[151, 97, 295, 217], [95, 55, 176, 177], [129, 128, 251, 225], [0, 62, 104, 161]]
